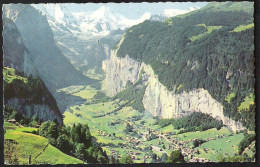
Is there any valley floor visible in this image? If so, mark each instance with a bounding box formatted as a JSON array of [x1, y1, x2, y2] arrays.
[[60, 84, 245, 163]]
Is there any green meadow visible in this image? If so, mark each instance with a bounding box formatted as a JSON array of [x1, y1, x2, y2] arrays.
[[189, 24, 222, 42], [3, 67, 27, 83], [4, 122, 82, 165], [231, 23, 254, 32], [61, 85, 244, 162]]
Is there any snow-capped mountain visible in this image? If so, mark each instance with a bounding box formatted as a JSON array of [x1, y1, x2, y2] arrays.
[[32, 4, 81, 35], [73, 6, 151, 36], [149, 6, 200, 22], [30, 4, 201, 79], [32, 4, 200, 36], [32, 4, 151, 36]]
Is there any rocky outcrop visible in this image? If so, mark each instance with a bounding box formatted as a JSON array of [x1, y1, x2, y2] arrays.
[[102, 50, 141, 96], [5, 98, 62, 122], [102, 49, 245, 132]]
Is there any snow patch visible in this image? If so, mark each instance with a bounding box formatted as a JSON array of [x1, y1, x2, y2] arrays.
[[162, 6, 200, 17]]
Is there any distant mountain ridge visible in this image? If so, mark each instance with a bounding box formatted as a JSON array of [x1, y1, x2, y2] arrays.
[[31, 4, 201, 78], [32, 4, 151, 36]]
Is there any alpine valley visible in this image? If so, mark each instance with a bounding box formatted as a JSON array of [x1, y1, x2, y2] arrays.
[[3, 2, 255, 165]]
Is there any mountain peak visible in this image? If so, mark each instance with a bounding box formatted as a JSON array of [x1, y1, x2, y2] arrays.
[[90, 6, 115, 21]]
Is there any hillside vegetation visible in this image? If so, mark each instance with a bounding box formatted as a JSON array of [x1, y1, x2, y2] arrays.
[[3, 67, 62, 120], [116, 2, 254, 130], [4, 122, 82, 164]]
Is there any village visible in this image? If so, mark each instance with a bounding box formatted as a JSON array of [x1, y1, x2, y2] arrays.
[[61, 84, 244, 163], [88, 116, 234, 163]]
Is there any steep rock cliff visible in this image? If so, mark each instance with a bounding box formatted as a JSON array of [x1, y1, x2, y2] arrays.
[[5, 98, 62, 122], [2, 18, 37, 76], [102, 50, 245, 132], [3, 18, 63, 121]]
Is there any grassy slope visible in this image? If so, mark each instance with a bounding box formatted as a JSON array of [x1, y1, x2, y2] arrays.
[[3, 67, 27, 83], [189, 24, 222, 42], [195, 133, 244, 161], [238, 93, 254, 111], [225, 92, 236, 103], [4, 122, 82, 165], [57, 85, 97, 100], [231, 23, 254, 32]]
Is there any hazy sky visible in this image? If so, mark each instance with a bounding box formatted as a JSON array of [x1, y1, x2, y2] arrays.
[[61, 2, 208, 19]]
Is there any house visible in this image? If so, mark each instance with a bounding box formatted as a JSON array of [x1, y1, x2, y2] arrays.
[[35, 124, 40, 128], [8, 119, 16, 123]]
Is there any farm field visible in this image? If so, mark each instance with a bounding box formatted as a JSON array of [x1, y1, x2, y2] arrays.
[[62, 85, 245, 163], [194, 133, 244, 161], [4, 122, 82, 165], [57, 85, 98, 100]]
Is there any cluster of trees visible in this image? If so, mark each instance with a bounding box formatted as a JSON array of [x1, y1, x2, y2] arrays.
[[166, 150, 185, 163], [124, 122, 133, 133], [216, 154, 254, 162], [146, 133, 158, 141], [140, 147, 183, 163], [129, 115, 142, 122], [4, 69, 61, 118], [153, 117, 174, 128], [154, 112, 223, 133], [93, 91, 110, 102], [38, 121, 109, 163], [114, 80, 146, 112], [4, 139, 19, 165], [238, 132, 255, 155], [4, 106, 41, 129], [92, 103, 127, 118], [193, 138, 206, 148], [120, 155, 133, 164], [116, 4, 254, 130], [172, 112, 223, 132]]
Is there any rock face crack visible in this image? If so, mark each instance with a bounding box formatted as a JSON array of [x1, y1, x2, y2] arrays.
[[102, 50, 245, 132]]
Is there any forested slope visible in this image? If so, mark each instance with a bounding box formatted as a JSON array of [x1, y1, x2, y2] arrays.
[[116, 2, 254, 130], [3, 67, 63, 122]]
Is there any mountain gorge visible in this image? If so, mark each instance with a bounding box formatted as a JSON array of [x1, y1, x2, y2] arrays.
[[31, 4, 152, 78], [3, 17, 63, 122], [3, 4, 89, 90], [3, 17, 37, 76], [3, 4, 92, 118], [102, 2, 254, 132], [2, 2, 256, 164]]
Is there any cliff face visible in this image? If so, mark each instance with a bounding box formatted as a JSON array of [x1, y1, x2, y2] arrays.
[[102, 50, 141, 96], [102, 50, 245, 132], [5, 98, 62, 122], [2, 18, 37, 76]]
